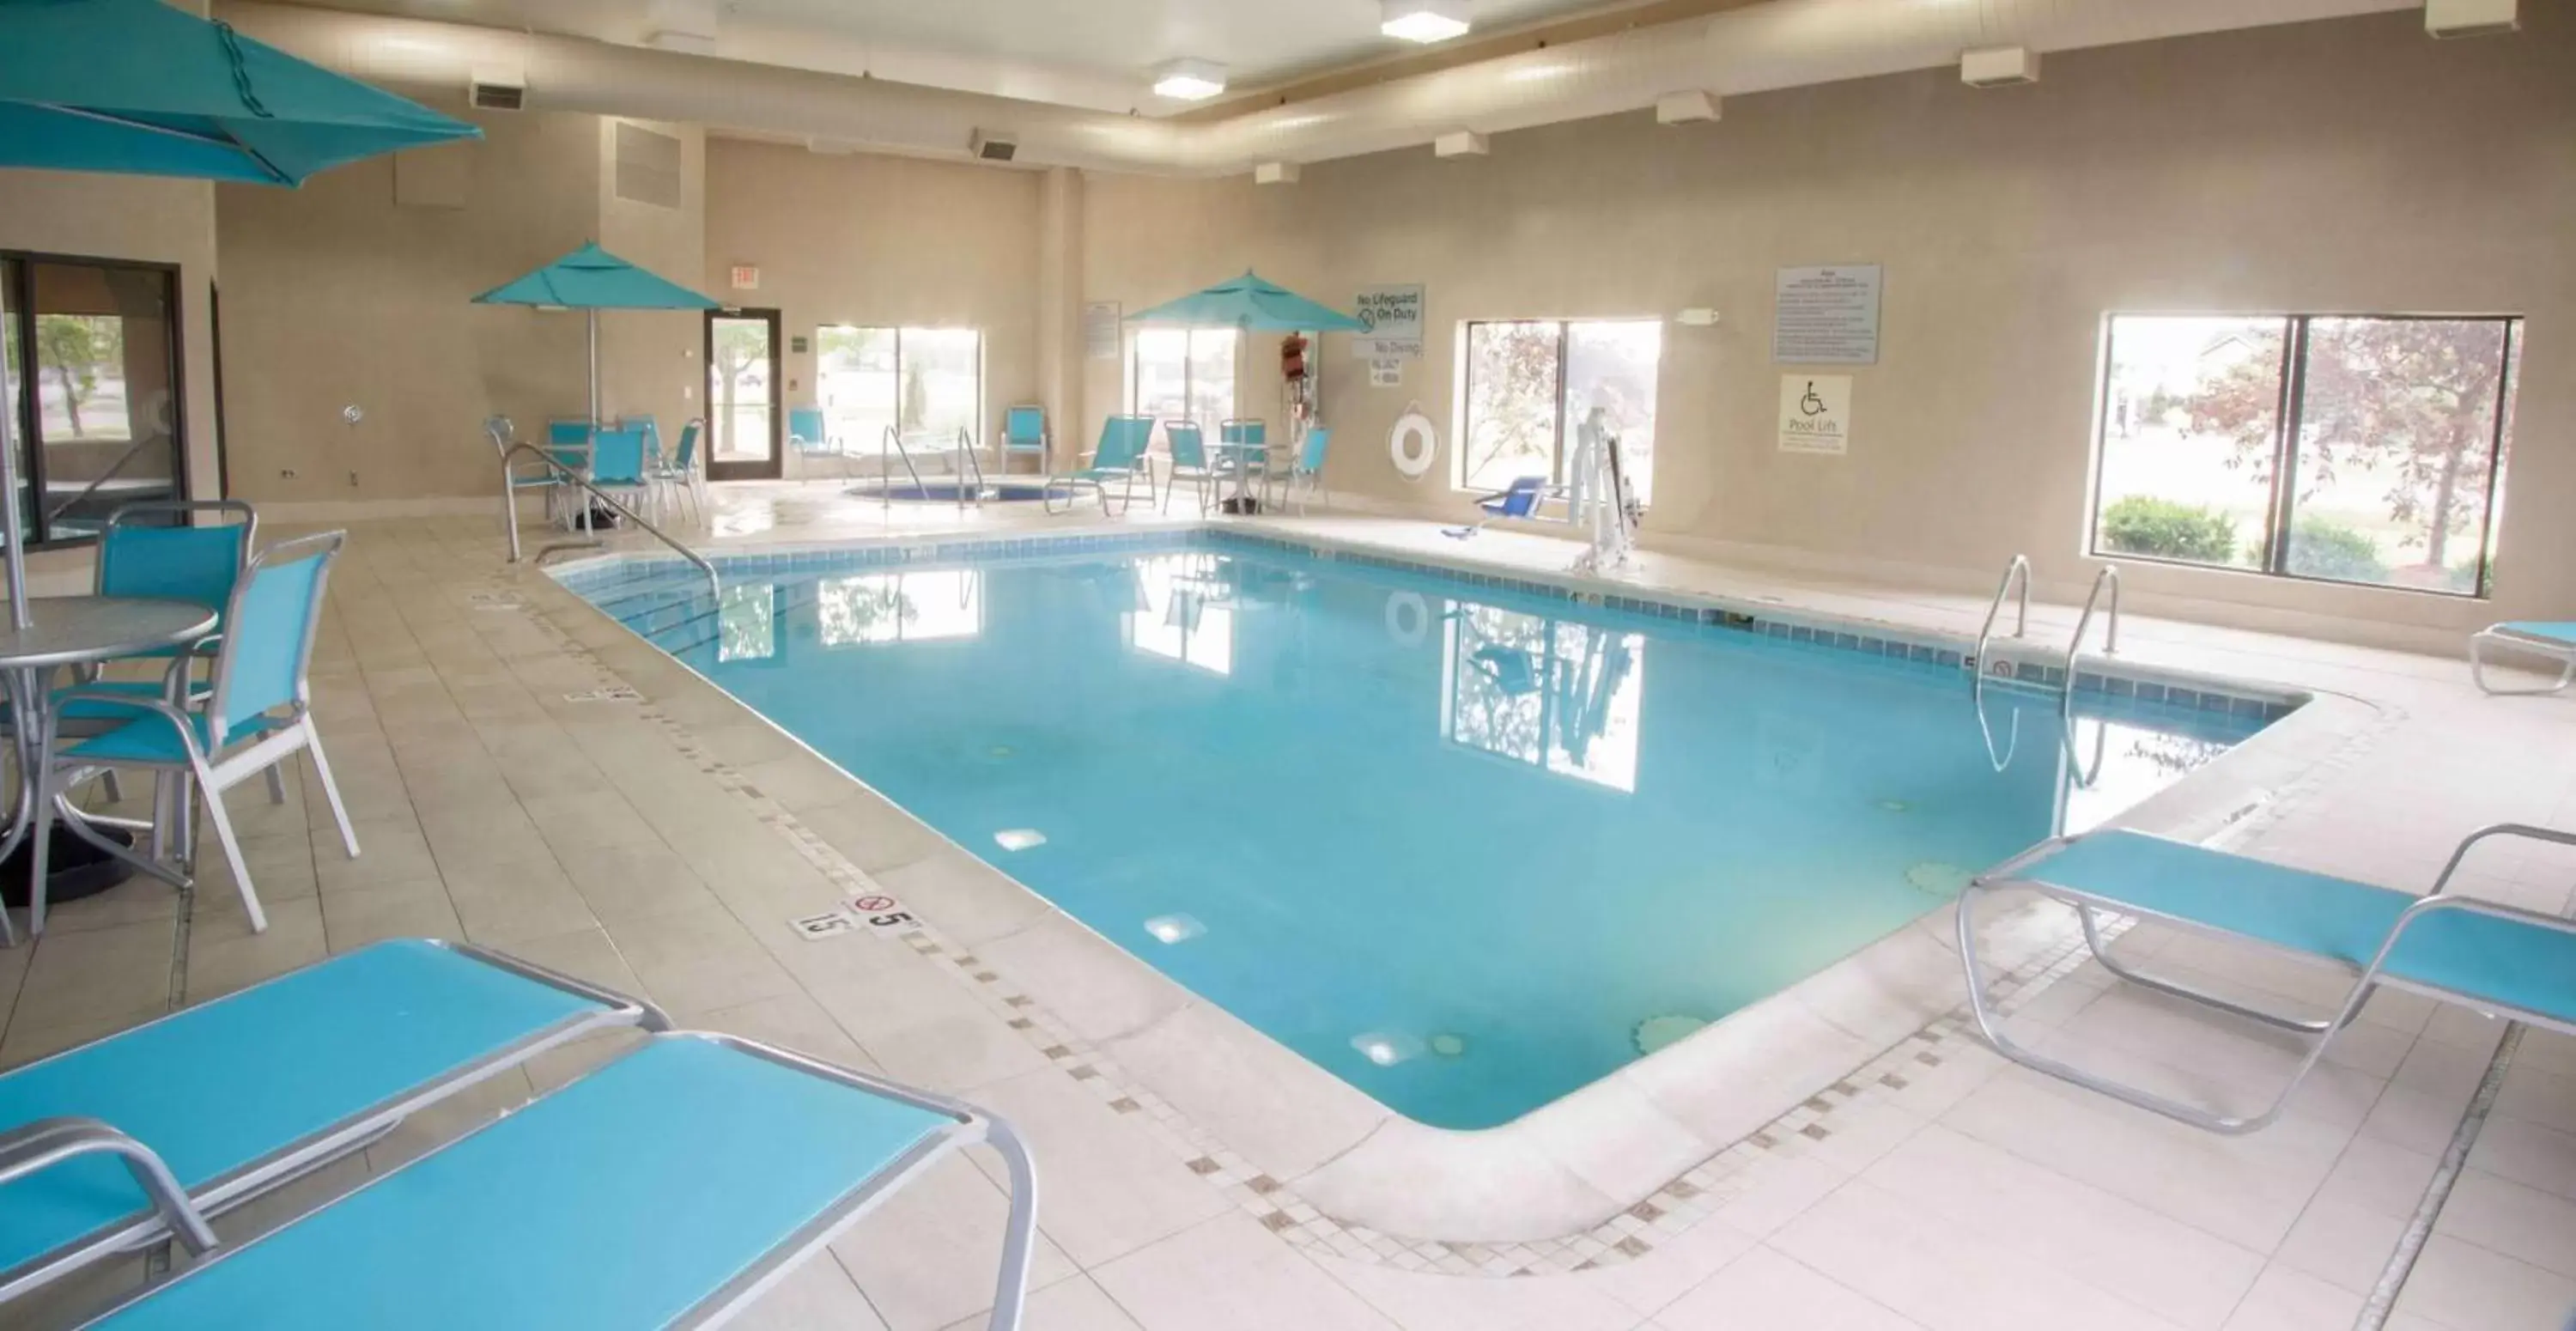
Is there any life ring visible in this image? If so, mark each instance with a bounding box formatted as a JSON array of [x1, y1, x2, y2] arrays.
[[1384, 591, 1429, 646], [1389, 409, 1438, 480]]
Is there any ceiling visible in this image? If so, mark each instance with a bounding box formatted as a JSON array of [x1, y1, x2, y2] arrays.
[[279, 0, 1643, 113]]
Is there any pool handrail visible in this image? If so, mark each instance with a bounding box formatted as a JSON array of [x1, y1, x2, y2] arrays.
[[491, 430, 717, 604]]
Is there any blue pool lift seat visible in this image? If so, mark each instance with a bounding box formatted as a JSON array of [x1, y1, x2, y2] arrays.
[[1443, 476, 1550, 539], [1962, 824, 2576, 1134], [2470, 621, 2576, 695], [35, 533, 357, 936], [999, 404, 1050, 475], [0, 939, 663, 1306], [787, 406, 845, 484], [73, 1030, 1039, 1331], [1047, 416, 1154, 517]]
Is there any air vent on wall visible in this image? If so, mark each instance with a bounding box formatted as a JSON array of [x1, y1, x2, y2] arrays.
[[969, 131, 1018, 162], [613, 121, 683, 209], [2426, 0, 2518, 38], [468, 76, 525, 111]]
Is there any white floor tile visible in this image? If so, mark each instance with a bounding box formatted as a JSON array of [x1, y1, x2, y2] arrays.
[[1093, 1212, 1400, 1331]]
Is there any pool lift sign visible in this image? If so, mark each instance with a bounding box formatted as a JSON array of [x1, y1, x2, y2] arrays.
[[1777, 374, 1852, 455]]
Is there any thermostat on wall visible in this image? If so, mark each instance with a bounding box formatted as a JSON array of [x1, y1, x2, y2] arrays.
[[1677, 308, 1722, 327]]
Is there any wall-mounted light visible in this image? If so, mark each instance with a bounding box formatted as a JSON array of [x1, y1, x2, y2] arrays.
[[1151, 58, 1229, 100], [1382, 0, 1473, 45]]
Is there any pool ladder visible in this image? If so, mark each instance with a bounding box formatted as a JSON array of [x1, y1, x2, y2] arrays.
[[1969, 554, 2122, 686], [877, 426, 987, 513]]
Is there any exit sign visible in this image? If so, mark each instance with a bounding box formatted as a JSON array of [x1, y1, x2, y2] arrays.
[[729, 264, 759, 290]]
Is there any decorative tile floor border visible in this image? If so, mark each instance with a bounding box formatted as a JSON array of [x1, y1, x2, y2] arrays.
[[554, 526, 2303, 725], [512, 570, 2136, 1276]]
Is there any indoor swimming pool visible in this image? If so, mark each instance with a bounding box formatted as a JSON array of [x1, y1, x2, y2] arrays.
[[566, 539, 2277, 1130]]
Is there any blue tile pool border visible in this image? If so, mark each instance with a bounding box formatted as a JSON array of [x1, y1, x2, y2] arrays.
[[544, 526, 2303, 723]]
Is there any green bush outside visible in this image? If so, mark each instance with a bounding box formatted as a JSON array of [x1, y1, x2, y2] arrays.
[[2284, 517, 2390, 584], [2097, 495, 2238, 564]]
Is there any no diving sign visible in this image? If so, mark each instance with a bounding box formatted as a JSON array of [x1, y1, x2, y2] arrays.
[[849, 892, 916, 932]]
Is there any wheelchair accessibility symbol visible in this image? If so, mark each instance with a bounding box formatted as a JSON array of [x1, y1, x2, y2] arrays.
[[1777, 374, 1851, 455]]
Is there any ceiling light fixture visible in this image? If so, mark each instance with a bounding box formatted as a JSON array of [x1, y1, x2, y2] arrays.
[[1382, 0, 1473, 45], [1151, 58, 1228, 100]]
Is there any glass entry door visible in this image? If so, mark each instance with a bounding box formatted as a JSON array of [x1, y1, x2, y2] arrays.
[[3, 254, 187, 543], [706, 308, 781, 481]]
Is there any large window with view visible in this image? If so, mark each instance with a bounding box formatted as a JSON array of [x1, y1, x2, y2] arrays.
[[813, 325, 983, 453], [1459, 319, 1661, 504], [1129, 328, 1236, 429], [2093, 314, 2521, 595]]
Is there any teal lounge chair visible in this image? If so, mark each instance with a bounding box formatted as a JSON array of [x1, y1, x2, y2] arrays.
[[1161, 421, 1221, 515], [1047, 416, 1153, 516], [74, 1031, 1039, 1331], [0, 939, 664, 1304], [999, 404, 1049, 476], [2470, 622, 2576, 696], [1274, 426, 1334, 514], [787, 407, 844, 484], [1960, 824, 2576, 1133]]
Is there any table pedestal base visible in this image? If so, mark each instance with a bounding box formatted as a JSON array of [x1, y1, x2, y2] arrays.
[[0, 824, 138, 909]]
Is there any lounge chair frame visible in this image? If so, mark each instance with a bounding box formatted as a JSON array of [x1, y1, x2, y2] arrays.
[[71, 1030, 1038, 1331], [1959, 822, 2576, 1135], [2470, 624, 2576, 696], [0, 939, 669, 1304]]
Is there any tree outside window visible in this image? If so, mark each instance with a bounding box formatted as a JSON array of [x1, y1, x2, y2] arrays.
[[1461, 319, 1662, 502], [2092, 313, 2518, 595]]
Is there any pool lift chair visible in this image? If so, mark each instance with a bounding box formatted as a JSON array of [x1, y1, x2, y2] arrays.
[[1443, 476, 1550, 540]]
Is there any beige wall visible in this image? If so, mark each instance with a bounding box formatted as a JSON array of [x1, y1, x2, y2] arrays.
[[1080, 9, 2576, 647], [216, 105, 601, 504], [702, 140, 1045, 478]]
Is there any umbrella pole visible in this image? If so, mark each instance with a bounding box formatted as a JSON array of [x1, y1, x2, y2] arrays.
[[0, 356, 28, 630], [582, 308, 598, 536]]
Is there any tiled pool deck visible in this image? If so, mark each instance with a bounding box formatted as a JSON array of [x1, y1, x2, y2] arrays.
[[8, 483, 2576, 1330]]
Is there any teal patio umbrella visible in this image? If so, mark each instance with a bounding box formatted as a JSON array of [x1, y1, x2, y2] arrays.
[[472, 243, 720, 431], [1127, 271, 1369, 333], [0, 0, 476, 183], [0, 0, 481, 626]]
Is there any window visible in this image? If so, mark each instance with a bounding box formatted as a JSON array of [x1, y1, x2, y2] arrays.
[[2093, 314, 2521, 595], [1459, 319, 1661, 504], [2, 253, 189, 544], [1129, 328, 1237, 428], [814, 325, 983, 451]]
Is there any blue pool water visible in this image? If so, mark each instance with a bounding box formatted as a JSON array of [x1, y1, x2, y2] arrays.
[[573, 544, 2269, 1128]]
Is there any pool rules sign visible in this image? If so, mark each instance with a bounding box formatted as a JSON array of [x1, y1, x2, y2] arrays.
[[1778, 374, 1853, 454]]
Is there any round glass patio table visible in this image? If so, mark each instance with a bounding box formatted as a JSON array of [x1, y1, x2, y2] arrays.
[[0, 596, 220, 939]]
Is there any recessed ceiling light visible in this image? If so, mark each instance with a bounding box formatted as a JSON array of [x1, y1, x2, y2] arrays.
[[1382, 0, 1472, 44], [1151, 58, 1228, 100]]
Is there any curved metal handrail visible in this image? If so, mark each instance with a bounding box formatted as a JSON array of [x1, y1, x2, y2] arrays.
[[955, 426, 985, 510], [0, 1116, 218, 1256], [880, 425, 928, 511], [2067, 564, 2122, 676], [495, 439, 718, 603], [2059, 706, 2110, 789], [1971, 554, 2032, 674]]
